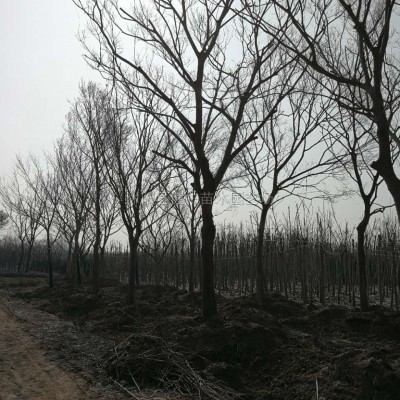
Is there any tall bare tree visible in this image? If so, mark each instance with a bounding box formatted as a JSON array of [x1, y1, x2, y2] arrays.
[[71, 81, 121, 293], [325, 104, 395, 309], [161, 167, 202, 295], [15, 155, 60, 287], [140, 208, 178, 286], [0, 165, 44, 272], [74, 0, 299, 319], [52, 120, 95, 287], [264, 0, 400, 221], [235, 78, 338, 303], [101, 96, 168, 306]]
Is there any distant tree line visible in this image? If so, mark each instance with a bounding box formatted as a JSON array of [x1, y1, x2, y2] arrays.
[[1, 0, 399, 320]]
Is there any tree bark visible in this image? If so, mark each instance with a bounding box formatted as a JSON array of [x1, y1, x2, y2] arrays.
[[319, 241, 325, 305], [93, 170, 101, 294], [200, 200, 217, 320], [100, 246, 106, 276], [127, 230, 139, 307], [24, 242, 33, 273], [17, 239, 24, 273], [373, 159, 400, 221], [66, 241, 72, 278], [46, 229, 53, 288], [371, 92, 400, 222], [71, 235, 80, 288], [189, 236, 195, 296], [256, 204, 268, 304], [357, 210, 370, 311]]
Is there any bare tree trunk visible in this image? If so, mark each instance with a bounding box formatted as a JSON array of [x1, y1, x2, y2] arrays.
[[127, 230, 139, 307], [319, 241, 325, 305], [93, 171, 101, 294], [17, 239, 24, 273], [379, 168, 400, 222], [24, 242, 34, 273], [66, 242, 72, 278], [93, 243, 100, 293], [71, 236, 80, 288], [100, 246, 106, 276], [256, 205, 268, 304], [357, 211, 370, 311], [200, 201, 217, 320], [189, 237, 195, 296], [46, 229, 53, 288], [371, 99, 400, 222], [24, 241, 33, 273]]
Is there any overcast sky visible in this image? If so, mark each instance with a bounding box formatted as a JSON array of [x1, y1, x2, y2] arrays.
[[0, 1, 97, 176], [0, 2, 395, 229]]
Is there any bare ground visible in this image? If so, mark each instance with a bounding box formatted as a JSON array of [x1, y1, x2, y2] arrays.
[[0, 299, 128, 400], [0, 277, 183, 400], [2, 274, 400, 399]]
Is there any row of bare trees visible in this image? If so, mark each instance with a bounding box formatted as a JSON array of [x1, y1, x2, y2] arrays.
[[100, 213, 400, 310], [1, 0, 399, 320]]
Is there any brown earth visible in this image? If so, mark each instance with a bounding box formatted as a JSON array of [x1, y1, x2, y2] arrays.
[[1, 274, 400, 399], [0, 299, 127, 400]]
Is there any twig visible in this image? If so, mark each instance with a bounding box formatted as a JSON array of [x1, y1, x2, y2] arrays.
[[113, 379, 140, 399], [128, 368, 141, 392]]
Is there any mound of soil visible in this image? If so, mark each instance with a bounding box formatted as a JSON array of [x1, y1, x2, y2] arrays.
[[4, 275, 400, 399]]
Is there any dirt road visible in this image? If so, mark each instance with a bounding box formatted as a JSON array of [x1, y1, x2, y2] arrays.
[[0, 300, 126, 400]]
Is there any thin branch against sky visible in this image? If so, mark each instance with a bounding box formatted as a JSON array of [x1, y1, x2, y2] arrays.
[[0, 1, 396, 229]]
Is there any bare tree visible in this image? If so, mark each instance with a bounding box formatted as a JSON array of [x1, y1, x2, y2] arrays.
[[0, 165, 44, 272], [52, 120, 95, 287], [161, 167, 202, 295], [71, 81, 121, 293], [325, 103, 396, 310], [15, 155, 61, 287], [97, 183, 122, 274], [101, 96, 168, 306], [74, 0, 299, 319], [234, 78, 338, 303], [140, 208, 178, 286], [0, 206, 27, 272], [263, 0, 400, 221], [0, 210, 7, 230]]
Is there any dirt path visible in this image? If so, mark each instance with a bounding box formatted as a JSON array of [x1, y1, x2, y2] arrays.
[[0, 301, 126, 400]]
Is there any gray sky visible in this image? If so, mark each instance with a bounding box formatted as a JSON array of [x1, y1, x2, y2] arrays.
[[0, 1, 97, 176], [0, 2, 395, 230]]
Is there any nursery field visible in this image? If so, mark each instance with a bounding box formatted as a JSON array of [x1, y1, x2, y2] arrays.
[[1, 274, 400, 400]]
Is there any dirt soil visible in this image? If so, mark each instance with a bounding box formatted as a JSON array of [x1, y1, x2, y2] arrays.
[[0, 301, 127, 400], [1, 274, 400, 399]]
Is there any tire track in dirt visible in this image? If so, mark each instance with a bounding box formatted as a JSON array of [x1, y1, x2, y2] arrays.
[[0, 301, 125, 400]]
